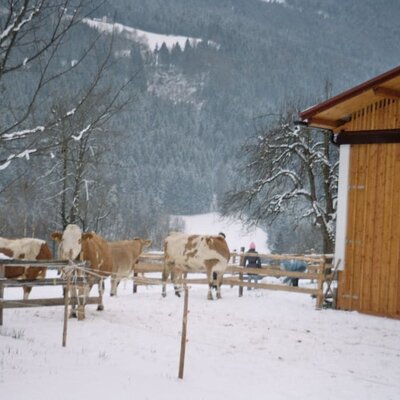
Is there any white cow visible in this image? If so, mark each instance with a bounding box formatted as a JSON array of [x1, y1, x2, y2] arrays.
[[0, 237, 52, 299], [51, 224, 113, 320], [162, 232, 230, 300]]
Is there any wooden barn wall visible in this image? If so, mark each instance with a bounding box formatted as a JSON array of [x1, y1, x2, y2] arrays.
[[337, 98, 400, 317]]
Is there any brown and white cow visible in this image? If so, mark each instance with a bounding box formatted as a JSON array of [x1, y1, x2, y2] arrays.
[[51, 224, 113, 320], [109, 238, 152, 296], [162, 232, 230, 300], [0, 237, 52, 299]]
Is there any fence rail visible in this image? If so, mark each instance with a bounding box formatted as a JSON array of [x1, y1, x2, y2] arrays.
[[134, 252, 335, 309], [0, 260, 101, 326], [0, 252, 337, 317]]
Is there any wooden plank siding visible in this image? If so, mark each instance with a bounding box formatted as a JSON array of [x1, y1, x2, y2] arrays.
[[337, 98, 400, 317]]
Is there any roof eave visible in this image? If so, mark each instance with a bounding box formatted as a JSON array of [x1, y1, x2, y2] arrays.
[[299, 64, 400, 121]]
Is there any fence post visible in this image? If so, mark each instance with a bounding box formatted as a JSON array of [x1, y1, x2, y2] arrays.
[[315, 256, 326, 309], [62, 273, 71, 347], [178, 284, 189, 379], [238, 247, 245, 297], [0, 264, 4, 326]]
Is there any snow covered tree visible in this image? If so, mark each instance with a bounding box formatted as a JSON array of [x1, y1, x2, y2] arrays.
[[0, 0, 109, 171], [223, 105, 339, 253], [48, 76, 133, 231], [0, 1, 137, 236]]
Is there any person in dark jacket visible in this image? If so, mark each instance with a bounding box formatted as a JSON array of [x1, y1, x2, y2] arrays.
[[243, 242, 262, 290]]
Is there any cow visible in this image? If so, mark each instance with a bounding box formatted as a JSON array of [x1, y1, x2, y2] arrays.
[[51, 224, 113, 320], [162, 232, 230, 300], [0, 237, 52, 299], [109, 238, 152, 296]]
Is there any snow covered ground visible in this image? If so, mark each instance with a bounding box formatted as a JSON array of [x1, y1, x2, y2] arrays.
[[1, 277, 399, 400], [83, 17, 219, 51], [1, 214, 399, 399]]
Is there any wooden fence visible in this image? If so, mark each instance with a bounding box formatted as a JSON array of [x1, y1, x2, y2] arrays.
[[0, 260, 102, 327], [0, 252, 337, 321], [134, 252, 336, 309]]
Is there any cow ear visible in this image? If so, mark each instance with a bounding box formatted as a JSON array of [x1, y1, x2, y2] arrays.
[[82, 232, 94, 240], [51, 232, 62, 242], [144, 239, 152, 246]]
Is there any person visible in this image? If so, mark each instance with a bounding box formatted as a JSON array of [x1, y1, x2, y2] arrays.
[[281, 259, 307, 287], [243, 242, 261, 290]]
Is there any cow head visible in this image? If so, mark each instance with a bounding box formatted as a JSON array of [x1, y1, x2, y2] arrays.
[[51, 224, 93, 261], [139, 238, 152, 249]]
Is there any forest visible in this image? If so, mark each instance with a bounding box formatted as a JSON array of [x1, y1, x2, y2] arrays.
[[1, 0, 399, 251]]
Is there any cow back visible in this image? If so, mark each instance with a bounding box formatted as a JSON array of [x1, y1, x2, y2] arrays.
[[81, 233, 113, 276], [164, 233, 230, 270], [0, 238, 51, 279]]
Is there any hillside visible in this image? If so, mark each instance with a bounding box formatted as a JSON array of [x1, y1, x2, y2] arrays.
[[1, 0, 399, 249]]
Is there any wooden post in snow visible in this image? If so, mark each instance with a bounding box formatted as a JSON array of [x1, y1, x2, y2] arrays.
[[62, 272, 71, 347], [315, 256, 326, 309], [239, 246, 245, 297], [0, 264, 4, 326], [178, 284, 189, 379]]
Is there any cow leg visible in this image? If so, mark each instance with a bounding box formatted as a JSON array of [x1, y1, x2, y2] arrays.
[[207, 285, 213, 300], [162, 262, 173, 298], [70, 306, 77, 318], [206, 269, 214, 300], [172, 268, 182, 297], [215, 272, 223, 299], [22, 266, 46, 300], [23, 286, 32, 300], [77, 283, 88, 320], [110, 275, 118, 296], [161, 269, 168, 298], [69, 285, 78, 318], [97, 279, 105, 311], [110, 276, 120, 297]]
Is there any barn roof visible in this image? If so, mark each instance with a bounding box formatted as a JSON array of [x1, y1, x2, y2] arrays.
[[298, 65, 400, 130]]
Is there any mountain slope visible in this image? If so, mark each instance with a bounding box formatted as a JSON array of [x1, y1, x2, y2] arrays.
[[1, 0, 399, 248]]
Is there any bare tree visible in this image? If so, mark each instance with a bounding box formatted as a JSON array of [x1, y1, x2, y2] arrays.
[[0, 0, 105, 170], [51, 83, 132, 230], [0, 1, 140, 238], [223, 105, 339, 253]]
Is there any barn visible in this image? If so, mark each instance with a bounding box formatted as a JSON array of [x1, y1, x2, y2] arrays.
[[298, 65, 400, 318]]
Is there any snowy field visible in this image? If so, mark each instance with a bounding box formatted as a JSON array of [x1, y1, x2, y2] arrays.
[[1, 214, 399, 399], [1, 276, 400, 400]]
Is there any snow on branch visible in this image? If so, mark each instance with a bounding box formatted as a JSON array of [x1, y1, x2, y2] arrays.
[[72, 124, 91, 141], [0, 2, 42, 42], [268, 188, 312, 214], [3, 126, 45, 141], [0, 149, 37, 171], [259, 169, 303, 188]]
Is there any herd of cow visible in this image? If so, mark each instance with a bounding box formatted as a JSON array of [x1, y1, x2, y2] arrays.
[[0, 224, 231, 319]]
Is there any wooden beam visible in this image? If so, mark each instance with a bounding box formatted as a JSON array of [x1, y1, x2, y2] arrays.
[[333, 129, 400, 145], [0, 296, 100, 309], [308, 117, 340, 129], [373, 86, 400, 98], [308, 116, 350, 129]]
